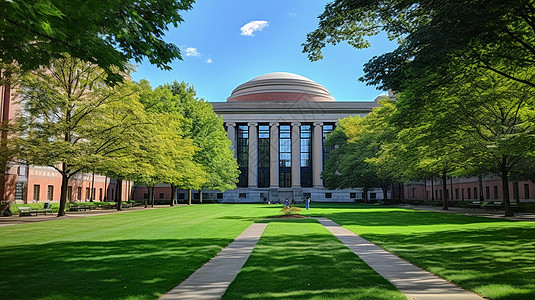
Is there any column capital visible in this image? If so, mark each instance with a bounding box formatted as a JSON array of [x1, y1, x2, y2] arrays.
[[247, 122, 258, 127], [226, 122, 236, 127], [269, 122, 279, 127], [291, 122, 301, 127], [313, 121, 323, 127]]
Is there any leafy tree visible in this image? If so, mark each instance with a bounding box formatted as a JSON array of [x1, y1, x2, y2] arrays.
[[303, 0, 535, 91], [1, 0, 194, 83], [16, 57, 143, 216]]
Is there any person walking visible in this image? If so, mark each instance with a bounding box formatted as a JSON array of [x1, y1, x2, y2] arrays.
[[306, 196, 310, 210]]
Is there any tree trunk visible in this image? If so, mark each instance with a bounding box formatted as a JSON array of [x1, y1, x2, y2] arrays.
[[200, 188, 203, 204], [116, 178, 123, 211], [188, 189, 192, 205], [58, 170, 68, 217], [170, 184, 176, 206], [478, 174, 484, 201], [382, 186, 388, 202], [424, 178, 428, 201], [90, 172, 95, 202], [442, 169, 449, 210], [500, 158, 514, 217], [363, 188, 368, 203], [150, 186, 155, 207], [144, 185, 149, 208], [431, 177, 435, 200]]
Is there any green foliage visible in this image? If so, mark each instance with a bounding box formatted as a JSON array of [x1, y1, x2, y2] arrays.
[[15, 56, 146, 215], [1, 0, 194, 82], [280, 206, 302, 216], [304, 0, 535, 91]]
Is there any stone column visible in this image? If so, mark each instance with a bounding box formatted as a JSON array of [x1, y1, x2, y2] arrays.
[[269, 123, 279, 188], [248, 122, 258, 188], [313, 122, 323, 187], [226, 122, 236, 158], [291, 122, 301, 187]]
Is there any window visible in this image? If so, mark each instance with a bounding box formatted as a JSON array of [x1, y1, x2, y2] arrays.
[[493, 186, 498, 199], [350, 192, 357, 199], [217, 193, 223, 199], [486, 186, 490, 199], [67, 186, 72, 202], [322, 124, 335, 165], [15, 182, 23, 200], [33, 185, 40, 201], [159, 193, 164, 199], [86, 187, 90, 200], [258, 125, 270, 187], [77, 187, 82, 201], [455, 188, 459, 200], [178, 193, 185, 200], [99, 188, 103, 201], [525, 184, 530, 199], [325, 192, 332, 199], [461, 189, 464, 200], [300, 125, 313, 187], [144, 193, 149, 199], [370, 193, 377, 199], [111, 189, 114, 200], [239, 193, 247, 199], [47, 185, 54, 201], [279, 125, 291, 187], [467, 188, 471, 200], [303, 192, 311, 199], [237, 125, 249, 187], [194, 193, 200, 200]]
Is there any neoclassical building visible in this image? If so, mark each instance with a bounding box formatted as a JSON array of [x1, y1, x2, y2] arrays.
[[211, 72, 384, 203]]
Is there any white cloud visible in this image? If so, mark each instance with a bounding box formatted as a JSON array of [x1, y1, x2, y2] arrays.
[[185, 47, 200, 57], [240, 20, 269, 36], [288, 12, 297, 17], [206, 58, 213, 64]]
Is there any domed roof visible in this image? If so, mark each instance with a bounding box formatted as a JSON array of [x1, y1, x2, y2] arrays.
[[227, 72, 335, 102]]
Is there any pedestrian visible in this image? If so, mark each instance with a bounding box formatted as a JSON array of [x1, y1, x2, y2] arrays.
[[285, 198, 289, 207], [306, 196, 310, 210]]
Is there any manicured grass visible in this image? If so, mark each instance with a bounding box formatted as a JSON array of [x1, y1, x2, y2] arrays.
[[223, 218, 405, 300], [299, 203, 535, 300], [0, 204, 279, 299]]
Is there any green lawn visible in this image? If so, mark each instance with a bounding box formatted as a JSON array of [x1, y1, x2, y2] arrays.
[[300, 203, 535, 300], [2, 203, 534, 300], [223, 218, 405, 300], [0, 204, 279, 299]]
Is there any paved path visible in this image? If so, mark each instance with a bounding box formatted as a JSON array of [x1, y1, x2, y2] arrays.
[[160, 223, 268, 300], [315, 217, 483, 300]]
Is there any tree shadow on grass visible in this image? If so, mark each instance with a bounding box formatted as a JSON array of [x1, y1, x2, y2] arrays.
[[309, 208, 508, 227], [0, 238, 234, 300], [361, 226, 535, 300]]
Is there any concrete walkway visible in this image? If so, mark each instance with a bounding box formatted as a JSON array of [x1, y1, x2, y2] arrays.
[[160, 223, 268, 300], [315, 217, 483, 300]]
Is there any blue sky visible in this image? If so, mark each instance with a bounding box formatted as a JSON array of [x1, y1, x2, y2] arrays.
[[131, 0, 397, 102]]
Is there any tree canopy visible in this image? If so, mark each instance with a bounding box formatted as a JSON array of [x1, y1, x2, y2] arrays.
[[1, 0, 194, 82]]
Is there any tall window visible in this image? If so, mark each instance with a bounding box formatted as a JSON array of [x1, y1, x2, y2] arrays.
[[322, 124, 335, 164], [524, 184, 530, 199], [300, 125, 312, 187], [493, 185, 498, 199], [258, 125, 270, 187], [77, 186, 82, 201], [67, 186, 72, 202], [236, 125, 249, 187], [47, 185, 54, 201], [33, 185, 40, 201], [279, 125, 291, 187]]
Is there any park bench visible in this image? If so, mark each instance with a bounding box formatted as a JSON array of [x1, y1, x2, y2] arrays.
[[19, 207, 53, 217], [484, 201, 503, 210], [509, 202, 525, 212], [467, 201, 482, 209], [98, 203, 116, 210], [428, 200, 441, 207], [69, 204, 92, 211]]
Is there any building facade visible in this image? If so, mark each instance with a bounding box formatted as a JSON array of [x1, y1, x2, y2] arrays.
[[210, 72, 385, 203]]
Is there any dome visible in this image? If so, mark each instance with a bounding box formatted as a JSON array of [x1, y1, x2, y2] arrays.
[[227, 72, 335, 102]]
